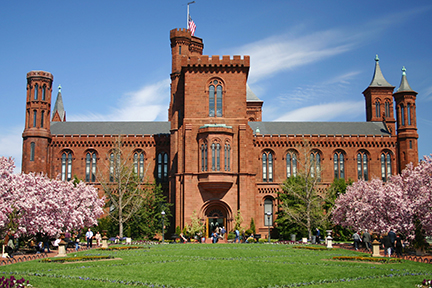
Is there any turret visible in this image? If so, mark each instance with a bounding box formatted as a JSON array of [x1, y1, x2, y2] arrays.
[[393, 67, 419, 171], [22, 70, 53, 174], [363, 55, 396, 135]]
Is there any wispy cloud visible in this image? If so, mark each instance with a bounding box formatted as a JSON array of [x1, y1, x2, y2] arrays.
[[275, 101, 364, 121], [69, 79, 170, 121]]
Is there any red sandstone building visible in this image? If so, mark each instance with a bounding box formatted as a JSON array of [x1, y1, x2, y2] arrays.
[[22, 28, 419, 238]]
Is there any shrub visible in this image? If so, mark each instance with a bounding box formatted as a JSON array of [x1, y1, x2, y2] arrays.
[[227, 232, 236, 240]]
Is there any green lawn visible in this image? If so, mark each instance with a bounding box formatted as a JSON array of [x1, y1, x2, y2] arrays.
[[2, 244, 431, 287]]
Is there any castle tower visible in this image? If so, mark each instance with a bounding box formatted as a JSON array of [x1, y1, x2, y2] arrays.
[[22, 71, 53, 174], [52, 85, 66, 122], [393, 67, 419, 171], [363, 55, 396, 135]]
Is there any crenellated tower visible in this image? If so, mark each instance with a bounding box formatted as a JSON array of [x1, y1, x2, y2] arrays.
[[363, 55, 396, 135], [22, 70, 53, 174], [393, 67, 419, 171]]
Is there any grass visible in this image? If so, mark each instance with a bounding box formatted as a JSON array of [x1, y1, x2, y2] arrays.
[[1, 243, 431, 287]]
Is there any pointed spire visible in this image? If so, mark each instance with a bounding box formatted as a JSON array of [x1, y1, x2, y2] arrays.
[[369, 55, 393, 87], [52, 85, 66, 121], [397, 66, 414, 92]]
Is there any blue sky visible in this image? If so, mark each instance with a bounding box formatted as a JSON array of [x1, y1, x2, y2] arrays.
[[1, 1, 432, 173]]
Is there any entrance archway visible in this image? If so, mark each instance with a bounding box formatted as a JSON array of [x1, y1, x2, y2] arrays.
[[201, 200, 233, 238]]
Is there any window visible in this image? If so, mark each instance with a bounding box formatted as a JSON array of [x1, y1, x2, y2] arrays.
[[33, 110, 37, 127], [357, 152, 368, 181], [262, 151, 273, 182], [264, 198, 273, 226], [224, 143, 231, 171], [157, 152, 168, 182], [381, 152, 392, 182], [133, 151, 145, 181], [310, 151, 321, 181], [41, 111, 44, 128], [61, 151, 73, 181], [286, 151, 297, 178], [109, 153, 116, 182], [85, 152, 97, 182], [211, 143, 221, 171], [385, 101, 390, 117], [42, 85, 46, 101], [407, 103, 412, 125], [400, 105, 405, 126], [30, 142, 35, 161], [375, 100, 380, 118], [201, 144, 208, 171], [209, 80, 223, 117], [333, 151, 345, 180], [34, 84, 38, 100]]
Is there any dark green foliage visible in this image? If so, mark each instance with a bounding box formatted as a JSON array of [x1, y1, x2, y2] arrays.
[[249, 218, 256, 234], [125, 184, 172, 240]]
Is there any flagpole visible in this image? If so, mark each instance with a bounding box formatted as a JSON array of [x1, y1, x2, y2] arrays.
[[187, 1, 195, 29]]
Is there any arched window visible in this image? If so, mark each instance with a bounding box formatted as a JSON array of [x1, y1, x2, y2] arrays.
[[357, 152, 368, 181], [42, 85, 46, 101], [264, 198, 273, 226], [85, 151, 97, 182], [133, 151, 145, 181], [286, 151, 297, 178], [109, 153, 115, 182], [211, 143, 221, 171], [209, 79, 223, 117], [201, 144, 208, 171], [33, 110, 37, 127], [407, 103, 412, 125], [41, 111, 44, 128], [34, 84, 38, 100], [61, 151, 73, 181], [385, 101, 391, 117], [381, 152, 392, 182], [157, 152, 168, 182], [333, 151, 345, 180], [262, 151, 273, 182], [400, 104, 405, 126], [375, 100, 380, 118], [30, 142, 35, 161], [310, 151, 321, 181], [224, 143, 231, 171]]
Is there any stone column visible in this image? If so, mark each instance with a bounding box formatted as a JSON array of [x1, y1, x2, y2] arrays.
[[56, 233, 67, 257], [372, 239, 381, 257], [326, 230, 333, 249], [102, 230, 109, 249]]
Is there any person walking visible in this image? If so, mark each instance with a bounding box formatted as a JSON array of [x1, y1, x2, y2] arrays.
[[73, 233, 80, 251], [382, 233, 392, 257], [394, 234, 404, 257], [95, 231, 102, 247], [234, 229, 240, 243], [388, 228, 396, 254], [353, 231, 361, 250], [363, 229, 372, 251], [85, 228, 94, 248], [315, 228, 321, 244]]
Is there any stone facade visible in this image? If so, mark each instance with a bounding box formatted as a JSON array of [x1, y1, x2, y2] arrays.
[[21, 29, 419, 238]]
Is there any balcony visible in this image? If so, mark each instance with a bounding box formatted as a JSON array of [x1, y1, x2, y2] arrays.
[[198, 172, 235, 193]]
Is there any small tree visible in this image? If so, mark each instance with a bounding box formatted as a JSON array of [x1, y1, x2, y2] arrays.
[[249, 218, 256, 234], [186, 210, 205, 238], [98, 137, 157, 238], [277, 141, 330, 240], [234, 210, 243, 231]]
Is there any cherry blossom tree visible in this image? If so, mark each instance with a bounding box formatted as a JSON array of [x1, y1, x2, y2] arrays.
[[0, 157, 104, 238], [332, 155, 432, 246]]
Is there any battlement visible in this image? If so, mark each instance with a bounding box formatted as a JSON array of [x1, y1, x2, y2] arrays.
[[27, 70, 53, 80], [181, 55, 250, 67], [170, 28, 192, 39]]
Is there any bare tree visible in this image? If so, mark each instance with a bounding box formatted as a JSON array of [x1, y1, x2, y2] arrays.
[[98, 137, 153, 238], [277, 141, 330, 240]]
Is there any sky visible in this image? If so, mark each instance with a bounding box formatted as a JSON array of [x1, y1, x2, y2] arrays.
[[1, 1, 432, 173]]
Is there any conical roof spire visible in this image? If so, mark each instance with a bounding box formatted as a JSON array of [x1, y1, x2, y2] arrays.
[[52, 85, 66, 121], [369, 55, 393, 87], [396, 66, 414, 92]]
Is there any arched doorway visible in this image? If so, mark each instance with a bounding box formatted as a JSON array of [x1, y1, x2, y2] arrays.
[[202, 201, 232, 238]]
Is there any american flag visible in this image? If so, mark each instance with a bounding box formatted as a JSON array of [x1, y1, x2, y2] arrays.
[[188, 16, 196, 36]]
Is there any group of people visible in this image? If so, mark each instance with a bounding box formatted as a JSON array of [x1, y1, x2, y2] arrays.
[[211, 226, 226, 243], [352, 228, 404, 257], [2, 229, 103, 258]]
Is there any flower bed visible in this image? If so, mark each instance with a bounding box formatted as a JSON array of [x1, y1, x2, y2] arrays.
[[0, 275, 32, 287], [416, 279, 432, 288], [99, 246, 149, 251], [332, 256, 402, 263], [292, 246, 334, 251], [40, 255, 113, 263]]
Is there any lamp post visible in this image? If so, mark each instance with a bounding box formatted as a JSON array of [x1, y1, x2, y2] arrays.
[[161, 211, 166, 243], [266, 211, 272, 243]]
